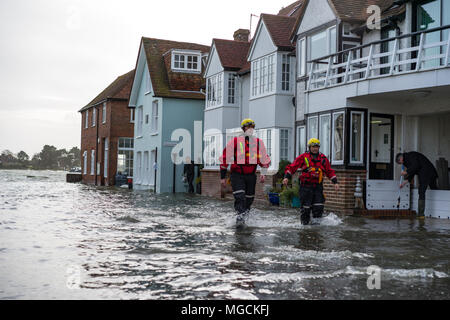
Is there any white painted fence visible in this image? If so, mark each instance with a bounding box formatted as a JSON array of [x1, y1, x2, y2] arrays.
[[308, 25, 450, 91]]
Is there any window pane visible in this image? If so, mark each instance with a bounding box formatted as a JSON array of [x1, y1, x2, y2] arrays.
[[308, 117, 318, 142], [351, 113, 363, 163], [310, 30, 328, 60], [297, 126, 306, 154], [333, 113, 344, 162], [320, 115, 331, 158]]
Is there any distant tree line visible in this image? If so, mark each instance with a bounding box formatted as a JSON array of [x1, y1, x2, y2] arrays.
[[0, 146, 81, 170]]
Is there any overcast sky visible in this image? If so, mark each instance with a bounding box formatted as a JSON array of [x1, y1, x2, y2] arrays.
[[0, 0, 295, 157]]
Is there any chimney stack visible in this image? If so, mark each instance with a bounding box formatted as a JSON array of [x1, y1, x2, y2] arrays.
[[233, 29, 250, 42]]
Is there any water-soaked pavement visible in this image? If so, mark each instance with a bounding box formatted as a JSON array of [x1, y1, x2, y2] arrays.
[[0, 170, 449, 299]]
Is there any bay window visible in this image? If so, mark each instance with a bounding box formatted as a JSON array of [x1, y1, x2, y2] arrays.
[[281, 54, 292, 91], [92, 108, 96, 127], [305, 26, 337, 73], [85, 110, 89, 129], [206, 73, 223, 108], [251, 53, 275, 98], [102, 103, 106, 123], [227, 74, 237, 104], [280, 129, 289, 161], [204, 134, 221, 167]]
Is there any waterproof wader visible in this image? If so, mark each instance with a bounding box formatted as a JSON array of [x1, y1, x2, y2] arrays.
[[231, 172, 257, 215], [299, 184, 325, 225]]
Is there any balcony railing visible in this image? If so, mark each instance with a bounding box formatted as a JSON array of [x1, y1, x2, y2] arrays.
[[307, 25, 450, 91]]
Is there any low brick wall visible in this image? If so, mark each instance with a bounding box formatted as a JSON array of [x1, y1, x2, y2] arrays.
[[201, 169, 277, 200], [322, 169, 367, 214]]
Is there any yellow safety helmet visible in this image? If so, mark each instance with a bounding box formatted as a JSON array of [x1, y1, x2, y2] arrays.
[[241, 118, 256, 129], [308, 138, 321, 147]]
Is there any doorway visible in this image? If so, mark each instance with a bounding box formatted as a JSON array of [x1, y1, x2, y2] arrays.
[[369, 114, 394, 180]]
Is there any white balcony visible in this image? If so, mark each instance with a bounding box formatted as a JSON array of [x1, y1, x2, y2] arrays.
[[307, 25, 450, 92]]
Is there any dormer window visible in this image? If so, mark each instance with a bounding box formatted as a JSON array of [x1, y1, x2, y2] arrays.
[[171, 51, 201, 73]]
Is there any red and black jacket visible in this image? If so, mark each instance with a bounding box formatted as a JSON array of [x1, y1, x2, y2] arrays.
[[284, 152, 338, 186], [220, 136, 271, 179]]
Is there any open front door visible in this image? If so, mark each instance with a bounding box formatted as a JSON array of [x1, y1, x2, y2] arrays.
[[369, 114, 394, 180]]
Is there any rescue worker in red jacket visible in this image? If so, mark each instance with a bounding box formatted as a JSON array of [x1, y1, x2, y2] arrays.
[[220, 119, 271, 224], [283, 138, 339, 225]]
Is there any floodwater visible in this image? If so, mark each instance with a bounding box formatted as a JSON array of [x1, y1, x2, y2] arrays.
[[0, 170, 449, 300]]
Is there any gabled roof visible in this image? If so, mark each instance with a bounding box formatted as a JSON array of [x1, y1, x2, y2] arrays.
[[79, 69, 135, 112], [261, 14, 297, 51], [213, 39, 251, 71], [141, 37, 210, 100]]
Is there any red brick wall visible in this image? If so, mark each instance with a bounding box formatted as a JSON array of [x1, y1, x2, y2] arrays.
[[80, 99, 134, 186], [322, 169, 367, 214], [201, 169, 277, 200]]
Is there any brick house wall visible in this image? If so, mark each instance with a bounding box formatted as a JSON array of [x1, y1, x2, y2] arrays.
[[80, 99, 134, 186]]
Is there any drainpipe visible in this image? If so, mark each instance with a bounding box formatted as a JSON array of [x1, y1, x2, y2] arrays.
[[154, 147, 158, 192]]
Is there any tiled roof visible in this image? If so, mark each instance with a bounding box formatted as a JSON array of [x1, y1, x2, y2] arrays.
[[329, 0, 397, 23], [213, 39, 251, 71], [79, 69, 135, 112], [290, 0, 402, 39], [261, 14, 297, 51], [141, 37, 210, 100], [278, 0, 304, 18]]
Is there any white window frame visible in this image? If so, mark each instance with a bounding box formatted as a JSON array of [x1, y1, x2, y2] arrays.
[[102, 103, 106, 124], [250, 53, 276, 99], [298, 37, 306, 77], [92, 108, 96, 127], [130, 108, 135, 123], [117, 138, 134, 177], [319, 114, 332, 158], [83, 151, 87, 175], [136, 151, 142, 184], [137, 106, 143, 137], [297, 126, 306, 155], [151, 100, 159, 134], [280, 129, 290, 161], [85, 110, 89, 129], [171, 51, 201, 73], [281, 54, 292, 92], [227, 73, 237, 105], [206, 72, 224, 108], [350, 111, 365, 165], [307, 116, 319, 142], [332, 111, 345, 165], [90, 150, 95, 175], [204, 133, 222, 168]]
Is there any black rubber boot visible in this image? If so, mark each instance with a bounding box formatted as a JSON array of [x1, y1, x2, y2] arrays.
[[301, 208, 311, 225], [418, 199, 426, 219]]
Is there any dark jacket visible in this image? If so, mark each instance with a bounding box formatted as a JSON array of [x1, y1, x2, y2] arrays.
[[183, 161, 195, 178], [403, 152, 438, 184]]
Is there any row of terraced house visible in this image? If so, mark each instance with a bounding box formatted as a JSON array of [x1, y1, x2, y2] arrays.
[[79, 0, 450, 218]]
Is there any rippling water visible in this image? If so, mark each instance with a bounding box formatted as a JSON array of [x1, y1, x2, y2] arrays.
[[0, 170, 449, 300]]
